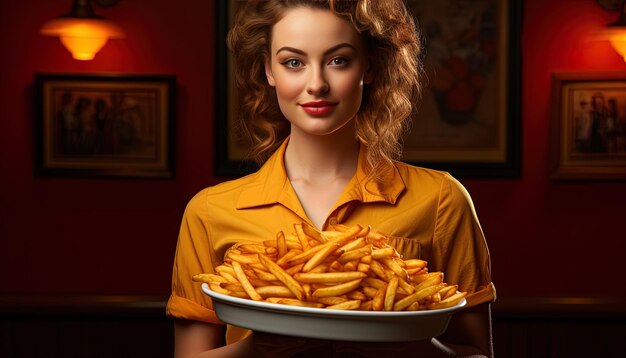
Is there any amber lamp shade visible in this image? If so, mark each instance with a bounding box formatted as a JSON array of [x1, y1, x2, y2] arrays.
[[607, 29, 626, 62], [598, 0, 626, 62], [40, 0, 124, 60]]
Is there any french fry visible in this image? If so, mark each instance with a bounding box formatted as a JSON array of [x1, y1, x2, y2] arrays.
[[256, 285, 296, 298], [259, 254, 305, 300], [359, 300, 373, 311], [209, 282, 230, 296], [276, 231, 288, 259], [232, 261, 263, 301], [337, 245, 371, 264], [344, 261, 358, 272], [329, 260, 343, 272], [384, 276, 399, 311], [326, 300, 361, 310], [308, 263, 329, 273], [413, 272, 443, 291], [411, 271, 442, 285], [248, 277, 278, 287], [294, 271, 367, 283], [439, 285, 459, 300], [380, 257, 407, 280], [357, 263, 370, 273], [362, 277, 387, 289], [372, 283, 387, 311], [302, 283, 312, 299], [404, 259, 428, 269], [337, 237, 367, 254], [407, 302, 420, 311], [316, 296, 349, 306], [221, 282, 246, 292], [362, 286, 379, 299], [397, 276, 415, 295], [283, 244, 326, 267], [369, 259, 389, 282], [371, 247, 396, 259], [302, 242, 341, 272], [312, 279, 363, 298], [303, 223, 327, 244], [228, 252, 260, 265], [219, 271, 239, 284], [192, 273, 227, 284], [285, 263, 305, 276], [252, 268, 278, 281], [426, 292, 467, 310], [357, 225, 371, 237], [239, 244, 276, 255], [215, 265, 235, 276], [393, 284, 442, 311], [294, 223, 311, 251], [276, 299, 325, 308], [275, 249, 301, 267]]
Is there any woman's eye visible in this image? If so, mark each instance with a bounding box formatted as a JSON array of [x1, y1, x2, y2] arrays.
[[329, 57, 349, 66], [282, 59, 302, 68]]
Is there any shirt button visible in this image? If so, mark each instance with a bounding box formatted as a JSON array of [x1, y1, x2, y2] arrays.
[[329, 217, 337, 225]]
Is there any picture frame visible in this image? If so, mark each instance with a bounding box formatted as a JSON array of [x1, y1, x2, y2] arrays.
[[214, 0, 521, 178], [34, 73, 176, 179], [402, 0, 521, 177], [550, 72, 626, 180]]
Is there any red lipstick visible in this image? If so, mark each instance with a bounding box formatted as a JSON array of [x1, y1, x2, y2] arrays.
[[300, 101, 338, 116]]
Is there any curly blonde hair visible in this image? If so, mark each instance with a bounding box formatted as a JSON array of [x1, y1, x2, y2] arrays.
[[227, 0, 423, 179]]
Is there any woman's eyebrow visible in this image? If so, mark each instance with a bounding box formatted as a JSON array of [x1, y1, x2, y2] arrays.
[[275, 43, 357, 56]]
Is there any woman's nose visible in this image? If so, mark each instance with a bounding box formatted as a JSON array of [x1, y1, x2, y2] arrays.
[[306, 68, 329, 95]]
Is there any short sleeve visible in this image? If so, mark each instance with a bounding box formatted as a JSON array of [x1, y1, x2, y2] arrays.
[[166, 189, 225, 324], [430, 174, 496, 308]]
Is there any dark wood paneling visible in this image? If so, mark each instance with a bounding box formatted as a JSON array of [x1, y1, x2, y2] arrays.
[[0, 295, 173, 358], [492, 296, 626, 357], [1, 295, 625, 357]]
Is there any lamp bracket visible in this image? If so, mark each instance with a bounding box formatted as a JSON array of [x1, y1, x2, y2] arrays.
[[60, 0, 120, 19], [93, 0, 120, 7], [598, 0, 622, 11]]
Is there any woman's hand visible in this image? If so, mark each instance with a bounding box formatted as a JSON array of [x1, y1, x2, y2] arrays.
[[252, 333, 451, 358], [331, 338, 447, 357], [251, 331, 334, 357]]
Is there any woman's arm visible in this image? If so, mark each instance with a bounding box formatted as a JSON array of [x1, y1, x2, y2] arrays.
[[174, 319, 262, 358], [174, 319, 223, 358], [434, 302, 493, 357]]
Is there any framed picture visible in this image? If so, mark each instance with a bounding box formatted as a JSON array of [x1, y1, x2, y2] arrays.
[[403, 0, 521, 177], [550, 72, 626, 180], [215, 0, 253, 176], [34, 73, 176, 178], [214, 0, 521, 177]]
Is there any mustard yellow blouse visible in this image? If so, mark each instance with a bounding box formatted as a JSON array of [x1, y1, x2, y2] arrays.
[[167, 139, 496, 344]]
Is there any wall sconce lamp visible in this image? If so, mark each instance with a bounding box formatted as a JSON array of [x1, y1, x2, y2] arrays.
[[40, 0, 124, 61], [598, 0, 626, 62]]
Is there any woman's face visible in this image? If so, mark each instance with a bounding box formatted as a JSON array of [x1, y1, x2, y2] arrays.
[[265, 7, 371, 137]]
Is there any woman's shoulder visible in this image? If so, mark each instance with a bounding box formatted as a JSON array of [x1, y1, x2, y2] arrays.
[[393, 160, 452, 183], [393, 161, 471, 201], [187, 172, 260, 208]]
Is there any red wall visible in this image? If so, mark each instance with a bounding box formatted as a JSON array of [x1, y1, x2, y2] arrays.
[[1, 0, 625, 298]]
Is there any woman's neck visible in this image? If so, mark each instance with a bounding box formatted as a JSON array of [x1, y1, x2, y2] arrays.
[[284, 126, 360, 186]]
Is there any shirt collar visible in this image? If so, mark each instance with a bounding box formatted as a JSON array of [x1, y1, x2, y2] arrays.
[[235, 137, 405, 210]]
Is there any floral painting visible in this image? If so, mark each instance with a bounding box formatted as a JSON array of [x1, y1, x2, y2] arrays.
[[403, 0, 519, 176]]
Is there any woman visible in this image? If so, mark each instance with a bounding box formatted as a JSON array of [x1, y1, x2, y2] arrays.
[[167, 0, 496, 356]]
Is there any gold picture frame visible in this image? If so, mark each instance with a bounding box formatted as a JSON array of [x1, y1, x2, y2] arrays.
[[550, 72, 626, 180], [34, 73, 176, 178]]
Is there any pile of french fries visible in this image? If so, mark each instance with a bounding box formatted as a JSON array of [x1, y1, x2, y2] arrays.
[[194, 223, 466, 311]]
